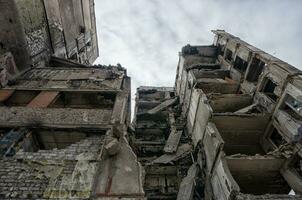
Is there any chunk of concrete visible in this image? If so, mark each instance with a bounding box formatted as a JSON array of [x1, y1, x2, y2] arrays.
[[177, 163, 199, 200], [152, 143, 192, 164], [104, 137, 120, 156]]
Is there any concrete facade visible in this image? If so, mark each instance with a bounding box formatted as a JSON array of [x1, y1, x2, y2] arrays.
[[172, 30, 302, 199], [0, 0, 98, 74]]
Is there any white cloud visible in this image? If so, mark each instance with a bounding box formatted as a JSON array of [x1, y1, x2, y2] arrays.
[[94, 0, 302, 108]]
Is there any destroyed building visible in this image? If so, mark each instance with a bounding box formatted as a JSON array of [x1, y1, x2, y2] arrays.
[[0, 1, 302, 199]]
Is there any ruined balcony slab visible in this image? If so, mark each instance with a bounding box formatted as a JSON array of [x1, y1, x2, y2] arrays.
[[0, 107, 112, 128], [5, 67, 125, 91], [152, 143, 192, 164], [176, 163, 199, 200]]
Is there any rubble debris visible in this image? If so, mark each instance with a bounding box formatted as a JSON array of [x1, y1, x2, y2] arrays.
[[152, 143, 192, 164], [177, 163, 199, 200], [164, 112, 182, 153], [164, 129, 183, 153]]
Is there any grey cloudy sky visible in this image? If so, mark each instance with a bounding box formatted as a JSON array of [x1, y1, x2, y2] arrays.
[[94, 0, 302, 98]]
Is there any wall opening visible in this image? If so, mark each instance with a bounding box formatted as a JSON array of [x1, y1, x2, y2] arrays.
[[261, 78, 278, 102], [233, 56, 248, 73], [227, 157, 291, 195], [218, 44, 225, 56], [246, 58, 265, 82], [49, 92, 116, 109], [225, 49, 233, 62], [23, 128, 106, 151], [269, 127, 286, 148], [212, 115, 269, 155]]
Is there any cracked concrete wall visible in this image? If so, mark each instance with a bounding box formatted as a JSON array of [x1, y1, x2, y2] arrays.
[[0, 0, 98, 72]]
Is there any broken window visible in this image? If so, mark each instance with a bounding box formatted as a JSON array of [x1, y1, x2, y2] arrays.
[[218, 44, 225, 56], [280, 94, 302, 121], [270, 128, 285, 147], [233, 56, 248, 73], [225, 48, 233, 62], [246, 58, 265, 82], [261, 78, 278, 102]]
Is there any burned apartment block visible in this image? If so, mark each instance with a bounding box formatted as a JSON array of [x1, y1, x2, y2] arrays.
[[0, 0, 302, 199]]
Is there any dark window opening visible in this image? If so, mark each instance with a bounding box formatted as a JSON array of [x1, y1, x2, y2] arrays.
[[86, 41, 92, 47], [234, 56, 248, 73], [225, 49, 233, 62], [169, 92, 175, 98], [246, 58, 265, 82], [218, 44, 225, 56], [261, 78, 278, 102], [293, 157, 302, 177], [70, 53, 78, 61], [270, 128, 285, 147]]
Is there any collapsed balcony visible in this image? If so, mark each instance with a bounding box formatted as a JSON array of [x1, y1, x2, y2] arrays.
[[207, 93, 256, 113], [226, 156, 291, 195], [189, 66, 239, 94], [211, 113, 270, 155], [203, 122, 296, 197], [0, 127, 107, 156]]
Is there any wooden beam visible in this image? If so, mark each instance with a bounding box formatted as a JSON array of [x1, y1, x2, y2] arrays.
[[0, 89, 14, 102], [27, 91, 59, 108]]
